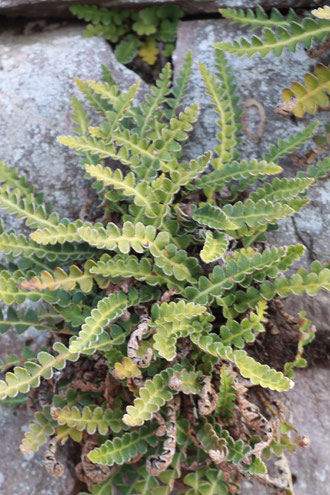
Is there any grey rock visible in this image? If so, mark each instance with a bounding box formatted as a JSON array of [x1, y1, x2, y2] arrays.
[[0, 0, 317, 18], [0, 24, 146, 227], [0, 24, 147, 495], [173, 19, 330, 269], [0, 405, 76, 495]]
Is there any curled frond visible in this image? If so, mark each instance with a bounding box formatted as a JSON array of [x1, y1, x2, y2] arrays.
[[200, 231, 229, 263]]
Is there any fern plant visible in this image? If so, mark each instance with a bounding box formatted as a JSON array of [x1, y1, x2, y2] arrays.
[[218, 6, 330, 117], [71, 4, 183, 65], [0, 47, 329, 495]]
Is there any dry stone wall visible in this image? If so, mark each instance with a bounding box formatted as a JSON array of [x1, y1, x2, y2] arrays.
[[0, 4, 329, 495]]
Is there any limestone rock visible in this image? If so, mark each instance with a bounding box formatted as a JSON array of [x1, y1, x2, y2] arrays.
[[0, 0, 317, 18], [173, 19, 330, 269]]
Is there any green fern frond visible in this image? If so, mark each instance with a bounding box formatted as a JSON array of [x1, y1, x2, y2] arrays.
[[297, 157, 330, 182], [190, 159, 282, 193], [216, 367, 236, 418], [165, 51, 192, 119], [135, 63, 172, 135], [219, 6, 299, 30], [185, 245, 304, 305], [20, 260, 108, 294], [260, 261, 330, 298], [52, 405, 126, 435], [151, 300, 206, 323], [282, 63, 330, 117], [71, 96, 91, 138], [123, 368, 176, 426], [191, 332, 292, 391], [58, 135, 124, 163], [70, 286, 156, 353], [20, 406, 56, 454], [0, 342, 79, 400], [0, 306, 54, 334], [219, 300, 267, 348], [30, 220, 84, 245], [0, 269, 69, 306], [0, 332, 118, 400], [0, 161, 34, 196], [164, 152, 211, 186], [69, 291, 129, 353], [193, 199, 294, 237], [0, 187, 60, 229], [199, 60, 239, 166], [84, 164, 159, 217], [74, 78, 112, 115], [88, 424, 158, 466], [168, 369, 202, 395], [263, 122, 319, 162], [0, 231, 96, 261], [200, 231, 229, 263], [248, 177, 314, 202], [233, 350, 293, 390], [215, 17, 330, 57]]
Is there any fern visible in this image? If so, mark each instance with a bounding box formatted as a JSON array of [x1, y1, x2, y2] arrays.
[[0, 187, 60, 229], [20, 406, 56, 454], [88, 424, 158, 466], [70, 286, 155, 353], [220, 6, 299, 30], [215, 17, 330, 57], [123, 368, 176, 426], [52, 405, 126, 435], [282, 63, 330, 117], [1, 35, 329, 494]]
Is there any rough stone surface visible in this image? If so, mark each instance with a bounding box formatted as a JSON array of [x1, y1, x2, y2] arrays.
[[0, 0, 318, 18], [0, 405, 76, 495], [0, 24, 146, 226], [173, 19, 330, 269], [0, 24, 146, 495]]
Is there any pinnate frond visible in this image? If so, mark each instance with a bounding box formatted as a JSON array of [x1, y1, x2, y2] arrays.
[[88, 424, 158, 466], [20, 406, 55, 454], [248, 177, 314, 203], [191, 159, 282, 193], [282, 63, 330, 117], [215, 17, 330, 57], [52, 405, 126, 435], [219, 6, 299, 30], [263, 122, 318, 162], [123, 368, 177, 426], [30, 220, 84, 245], [0, 187, 60, 229]]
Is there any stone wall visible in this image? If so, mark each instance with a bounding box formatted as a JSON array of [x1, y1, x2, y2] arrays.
[[0, 3, 329, 494]]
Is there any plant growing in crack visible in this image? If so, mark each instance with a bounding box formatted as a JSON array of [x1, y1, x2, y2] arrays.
[[0, 46, 329, 494]]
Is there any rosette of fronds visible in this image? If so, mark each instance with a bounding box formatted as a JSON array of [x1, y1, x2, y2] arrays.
[[0, 49, 329, 494]]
